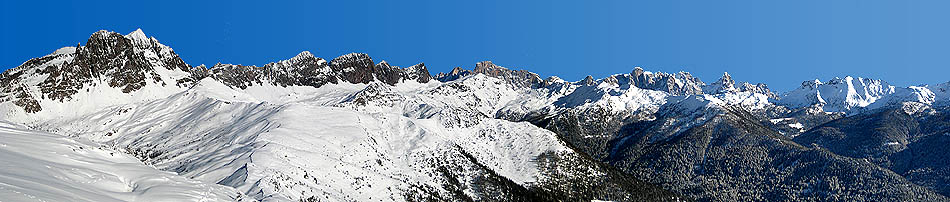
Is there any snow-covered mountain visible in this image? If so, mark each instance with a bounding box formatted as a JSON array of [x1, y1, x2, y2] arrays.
[[2, 29, 950, 201], [0, 121, 250, 201], [777, 76, 941, 113]]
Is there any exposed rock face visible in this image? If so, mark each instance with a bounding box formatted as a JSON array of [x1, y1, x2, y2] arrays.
[[373, 61, 403, 85], [740, 82, 775, 97], [263, 51, 336, 87], [629, 67, 705, 95], [43, 32, 139, 99], [373, 61, 432, 85], [705, 72, 737, 93], [207, 51, 337, 89], [2, 29, 193, 114], [434, 67, 471, 82], [405, 63, 432, 83], [205, 52, 432, 90], [0, 52, 73, 113], [0, 77, 42, 113], [329, 53, 376, 84], [208, 63, 267, 89], [11, 29, 194, 104], [0, 30, 433, 113], [473, 61, 542, 88], [703, 72, 777, 97], [578, 75, 596, 86], [435, 61, 541, 88]]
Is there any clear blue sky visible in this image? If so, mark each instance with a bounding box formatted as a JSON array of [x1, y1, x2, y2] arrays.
[[3, 0, 949, 91]]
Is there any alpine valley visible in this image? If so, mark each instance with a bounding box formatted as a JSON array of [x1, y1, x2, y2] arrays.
[[1, 29, 948, 202]]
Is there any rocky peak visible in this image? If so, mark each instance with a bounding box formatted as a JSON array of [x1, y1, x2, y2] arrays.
[[628, 68, 705, 95], [699, 72, 775, 97], [0, 29, 200, 113], [702, 72, 737, 94], [3, 30, 440, 114], [267, 51, 324, 72], [739, 83, 775, 96], [125, 28, 152, 48], [827, 76, 847, 85], [540, 76, 567, 88], [718, 72, 735, 87], [449, 66, 468, 75], [435, 61, 541, 88], [801, 79, 822, 89], [435, 67, 473, 82], [289, 51, 316, 62], [47, 29, 175, 97], [632, 67, 646, 76], [373, 60, 401, 85], [208, 51, 430, 89], [330, 53, 376, 84], [579, 75, 596, 86], [373, 60, 433, 85], [474, 61, 500, 72], [402, 63, 432, 83]]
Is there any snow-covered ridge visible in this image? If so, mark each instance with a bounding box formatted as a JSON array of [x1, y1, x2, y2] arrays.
[[0, 29, 435, 117], [777, 76, 942, 113]]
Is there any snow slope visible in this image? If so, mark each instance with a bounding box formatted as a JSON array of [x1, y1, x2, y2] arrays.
[[20, 76, 570, 201], [0, 121, 248, 202], [778, 76, 937, 113]]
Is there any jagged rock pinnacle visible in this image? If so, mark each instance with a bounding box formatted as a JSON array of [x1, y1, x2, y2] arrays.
[[580, 75, 596, 86]]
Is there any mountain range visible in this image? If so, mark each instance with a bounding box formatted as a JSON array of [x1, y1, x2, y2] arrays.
[[1, 29, 948, 201]]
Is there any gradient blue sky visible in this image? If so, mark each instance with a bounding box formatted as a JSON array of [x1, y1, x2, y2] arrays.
[[3, 0, 948, 91]]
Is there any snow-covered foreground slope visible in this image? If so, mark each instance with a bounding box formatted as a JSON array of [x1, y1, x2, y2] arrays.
[[17, 75, 668, 201], [0, 121, 248, 202]]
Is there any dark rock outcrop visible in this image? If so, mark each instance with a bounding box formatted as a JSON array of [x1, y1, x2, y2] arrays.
[[329, 53, 376, 84], [373, 61, 432, 85], [0, 30, 434, 113], [630, 67, 705, 95], [435, 61, 542, 88], [206, 52, 433, 90]]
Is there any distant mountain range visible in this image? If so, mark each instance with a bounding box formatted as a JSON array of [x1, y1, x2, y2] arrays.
[[1, 29, 948, 201]]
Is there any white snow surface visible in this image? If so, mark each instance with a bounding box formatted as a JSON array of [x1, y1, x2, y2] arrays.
[[4, 75, 569, 201], [52, 46, 77, 55], [778, 76, 943, 113], [0, 121, 247, 202]]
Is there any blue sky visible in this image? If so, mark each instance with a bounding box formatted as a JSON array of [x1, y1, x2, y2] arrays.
[[3, 0, 949, 91]]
